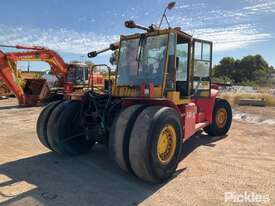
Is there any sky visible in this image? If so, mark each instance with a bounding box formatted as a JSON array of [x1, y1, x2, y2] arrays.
[[0, 0, 274, 71]]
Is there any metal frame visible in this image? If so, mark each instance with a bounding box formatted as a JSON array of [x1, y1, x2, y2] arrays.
[[191, 38, 213, 99], [174, 31, 192, 97]]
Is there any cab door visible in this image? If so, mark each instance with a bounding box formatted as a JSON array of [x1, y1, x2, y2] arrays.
[[192, 39, 212, 98]]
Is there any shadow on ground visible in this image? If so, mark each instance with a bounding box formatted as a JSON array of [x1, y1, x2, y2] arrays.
[[0, 105, 22, 110], [0, 105, 42, 111], [180, 132, 227, 161], [0, 133, 227, 206]]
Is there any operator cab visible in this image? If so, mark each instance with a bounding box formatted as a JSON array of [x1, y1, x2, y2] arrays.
[[114, 28, 212, 103]]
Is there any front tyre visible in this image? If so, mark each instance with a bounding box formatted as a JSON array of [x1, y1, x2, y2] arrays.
[[129, 106, 183, 183], [108, 104, 147, 173], [204, 98, 232, 136]]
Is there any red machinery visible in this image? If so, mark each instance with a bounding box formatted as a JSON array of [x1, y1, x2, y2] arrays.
[[36, 3, 232, 183], [0, 44, 106, 106]]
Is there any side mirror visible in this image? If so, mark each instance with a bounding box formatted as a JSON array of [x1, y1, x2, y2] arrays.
[[87, 51, 97, 58], [167, 2, 176, 10], [125, 20, 136, 29], [176, 57, 179, 70]]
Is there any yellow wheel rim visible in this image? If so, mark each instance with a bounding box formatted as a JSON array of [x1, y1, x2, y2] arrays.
[[216, 108, 227, 128], [157, 125, 177, 165]]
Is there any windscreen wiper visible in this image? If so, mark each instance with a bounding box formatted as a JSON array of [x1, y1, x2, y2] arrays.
[[136, 34, 146, 72]]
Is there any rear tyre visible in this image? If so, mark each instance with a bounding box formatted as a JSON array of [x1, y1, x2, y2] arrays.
[[108, 105, 147, 173], [204, 98, 232, 136], [129, 106, 183, 183], [36, 100, 63, 150], [47, 100, 95, 155]]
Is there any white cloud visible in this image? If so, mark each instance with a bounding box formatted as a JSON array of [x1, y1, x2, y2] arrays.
[[193, 24, 272, 52], [0, 0, 274, 56], [175, 2, 206, 10], [0, 24, 119, 55], [220, 1, 275, 18], [171, 0, 275, 29], [0, 23, 271, 55], [243, 1, 275, 14], [168, 0, 274, 53]]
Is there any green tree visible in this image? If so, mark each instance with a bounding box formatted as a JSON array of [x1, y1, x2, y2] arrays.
[[213, 57, 235, 81], [213, 54, 274, 86]]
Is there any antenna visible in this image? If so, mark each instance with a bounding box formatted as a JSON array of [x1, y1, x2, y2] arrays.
[[159, 2, 176, 29], [27, 61, 30, 72]]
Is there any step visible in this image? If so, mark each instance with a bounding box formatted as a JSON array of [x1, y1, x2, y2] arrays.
[[195, 121, 209, 131]]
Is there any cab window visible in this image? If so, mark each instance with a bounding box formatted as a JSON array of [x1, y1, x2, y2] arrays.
[[176, 43, 188, 81], [192, 40, 212, 97], [175, 34, 190, 97], [193, 42, 211, 78]]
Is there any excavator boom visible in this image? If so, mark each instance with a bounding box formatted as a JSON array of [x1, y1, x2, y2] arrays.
[[0, 45, 69, 106], [0, 50, 26, 104]]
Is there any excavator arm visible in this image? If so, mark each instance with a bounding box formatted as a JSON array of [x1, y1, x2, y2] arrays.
[[0, 45, 69, 106], [5, 46, 68, 79], [0, 50, 26, 104]]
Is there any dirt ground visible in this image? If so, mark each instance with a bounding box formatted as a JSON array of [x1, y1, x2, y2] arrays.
[[234, 105, 275, 120], [0, 98, 274, 206]]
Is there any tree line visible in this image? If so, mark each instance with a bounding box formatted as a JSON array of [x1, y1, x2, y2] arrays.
[[212, 55, 275, 87]]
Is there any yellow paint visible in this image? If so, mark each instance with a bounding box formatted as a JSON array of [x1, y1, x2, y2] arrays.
[[114, 86, 139, 96], [153, 87, 162, 97], [167, 91, 191, 105], [216, 108, 227, 128], [114, 86, 163, 97], [157, 125, 177, 165], [200, 91, 210, 97]]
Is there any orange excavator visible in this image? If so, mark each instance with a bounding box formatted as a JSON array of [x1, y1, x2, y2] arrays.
[[0, 44, 106, 106]]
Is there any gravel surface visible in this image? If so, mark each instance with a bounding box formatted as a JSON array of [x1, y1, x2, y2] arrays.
[[0, 98, 274, 206]]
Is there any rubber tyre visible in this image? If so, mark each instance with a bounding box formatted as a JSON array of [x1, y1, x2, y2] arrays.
[[129, 106, 183, 183], [36, 100, 63, 150], [204, 98, 232, 136], [47, 100, 95, 155], [108, 104, 147, 173]]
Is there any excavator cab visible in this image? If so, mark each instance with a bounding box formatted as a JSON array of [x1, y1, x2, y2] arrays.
[[113, 27, 213, 104], [65, 63, 105, 96], [67, 63, 89, 86]]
